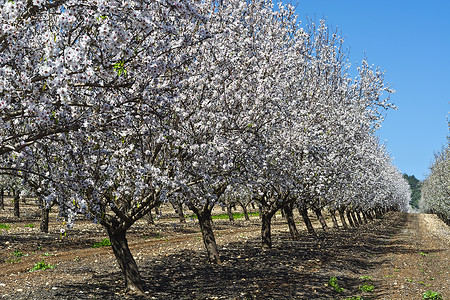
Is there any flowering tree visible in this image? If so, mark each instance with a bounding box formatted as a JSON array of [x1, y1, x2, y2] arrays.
[[171, 0, 303, 254], [0, 0, 413, 294], [421, 140, 450, 225], [0, 0, 205, 293]]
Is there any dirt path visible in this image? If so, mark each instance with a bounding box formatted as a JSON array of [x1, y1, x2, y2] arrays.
[[371, 213, 449, 299], [0, 210, 449, 299]]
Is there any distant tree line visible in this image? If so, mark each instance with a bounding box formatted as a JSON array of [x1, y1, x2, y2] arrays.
[[402, 174, 421, 210]]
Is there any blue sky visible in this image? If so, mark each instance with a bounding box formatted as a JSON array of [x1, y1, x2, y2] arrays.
[[284, 0, 449, 180]]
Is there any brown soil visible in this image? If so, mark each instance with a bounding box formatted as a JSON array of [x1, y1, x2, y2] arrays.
[[0, 200, 448, 299]]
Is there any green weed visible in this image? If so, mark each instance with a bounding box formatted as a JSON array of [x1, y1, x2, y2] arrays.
[[359, 276, 373, 281], [418, 281, 431, 287], [91, 238, 111, 248], [359, 283, 374, 292], [423, 290, 443, 300], [0, 223, 10, 229], [29, 259, 55, 272], [328, 276, 344, 293], [13, 249, 25, 257], [24, 223, 35, 228]]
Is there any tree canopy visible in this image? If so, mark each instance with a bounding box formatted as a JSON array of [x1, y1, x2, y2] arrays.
[[0, 0, 411, 293]]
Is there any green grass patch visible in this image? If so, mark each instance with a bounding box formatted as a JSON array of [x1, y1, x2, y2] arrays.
[[188, 212, 259, 220], [214, 211, 259, 219], [91, 238, 111, 248], [24, 223, 35, 228]]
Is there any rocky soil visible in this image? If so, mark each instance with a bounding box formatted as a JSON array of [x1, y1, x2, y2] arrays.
[[0, 200, 448, 299]]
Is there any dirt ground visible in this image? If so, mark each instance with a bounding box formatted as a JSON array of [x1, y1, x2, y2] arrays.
[[0, 200, 448, 299]]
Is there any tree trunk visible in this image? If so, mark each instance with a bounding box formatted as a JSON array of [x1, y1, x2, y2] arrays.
[[146, 210, 154, 225], [241, 203, 250, 221], [153, 206, 161, 221], [258, 205, 263, 220], [299, 206, 315, 234], [375, 208, 383, 219], [338, 209, 348, 229], [261, 210, 275, 249], [314, 208, 328, 231], [13, 192, 20, 218], [176, 202, 186, 223], [40, 197, 50, 233], [106, 226, 144, 294], [346, 210, 355, 227], [283, 205, 299, 240], [349, 211, 359, 227], [361, 211, 368, 223], [364, 211, 373, 222], [355, 211, 363, 225], [351, 211, 359, 226], [227, 203, 234, 222], [0, 187, 4, 210], [330, 210, 339, 229], [197, 209, 221, 264]]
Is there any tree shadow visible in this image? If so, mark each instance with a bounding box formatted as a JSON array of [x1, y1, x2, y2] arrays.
[[14, 212, 448, 299]]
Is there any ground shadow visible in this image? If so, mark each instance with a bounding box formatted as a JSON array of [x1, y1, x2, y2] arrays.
[[5, 212, 445, 299]]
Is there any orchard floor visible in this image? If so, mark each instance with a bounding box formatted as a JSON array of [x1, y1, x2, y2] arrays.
[[0, 202, 448, 299]]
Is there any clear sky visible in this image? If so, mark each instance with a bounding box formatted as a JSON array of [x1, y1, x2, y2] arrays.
[[283, 0, 449, 180]]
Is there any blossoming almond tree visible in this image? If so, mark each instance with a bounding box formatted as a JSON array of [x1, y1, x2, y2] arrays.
[[0, 0, 205, 293], [0, 0, 413, 294], [171, 0, 302, 256]]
